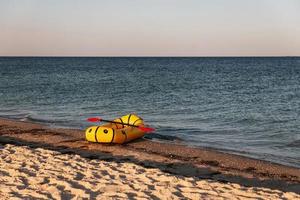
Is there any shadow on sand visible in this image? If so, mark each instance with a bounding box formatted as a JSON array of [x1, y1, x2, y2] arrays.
[[0, 135, 299, 194]]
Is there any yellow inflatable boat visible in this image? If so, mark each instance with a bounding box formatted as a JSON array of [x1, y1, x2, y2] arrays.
[[85, 114, 146, 144]]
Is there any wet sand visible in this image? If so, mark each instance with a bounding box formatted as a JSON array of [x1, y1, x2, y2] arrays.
[[0, 118, 300, 198]]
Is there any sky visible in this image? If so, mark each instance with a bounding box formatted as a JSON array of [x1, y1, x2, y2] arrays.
[[0, 0, 299, 56]]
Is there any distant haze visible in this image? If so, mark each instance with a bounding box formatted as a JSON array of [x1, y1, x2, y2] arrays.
[[1, 0, 300, 56]]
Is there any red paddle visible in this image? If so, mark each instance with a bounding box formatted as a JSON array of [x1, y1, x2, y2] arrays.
[[87, 117, 155, 133]]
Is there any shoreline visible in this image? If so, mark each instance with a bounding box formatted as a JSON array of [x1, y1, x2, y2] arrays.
[[0, 117, 300, 195], [2, 116, 298, 169]]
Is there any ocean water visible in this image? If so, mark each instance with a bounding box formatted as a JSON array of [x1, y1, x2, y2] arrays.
[[0, 57, 299, 168]]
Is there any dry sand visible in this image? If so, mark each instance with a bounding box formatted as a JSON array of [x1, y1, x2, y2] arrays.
[[1, 144, 299, 200]]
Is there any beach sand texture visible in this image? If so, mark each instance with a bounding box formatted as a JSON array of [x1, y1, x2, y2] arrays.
[[1, 144, 299, 200]]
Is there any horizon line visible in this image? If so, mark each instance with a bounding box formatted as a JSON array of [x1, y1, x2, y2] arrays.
[[0, 55, 299, 58]]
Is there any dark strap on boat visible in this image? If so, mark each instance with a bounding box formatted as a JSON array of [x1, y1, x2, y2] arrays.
[[110, 129, 115, 144], [94, 126, 100, 142], [127, 114, 132, 124], [122, 130, 127, 143], [119, 118, 125, 128], [132, 118, 141, 125]]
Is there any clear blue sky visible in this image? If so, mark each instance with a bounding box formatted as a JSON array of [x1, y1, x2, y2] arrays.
[[0, 0, 299, 56]]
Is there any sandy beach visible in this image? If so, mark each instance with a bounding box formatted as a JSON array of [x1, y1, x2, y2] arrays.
[[1, 118, 300, 199], [1, 144, 299, 199]]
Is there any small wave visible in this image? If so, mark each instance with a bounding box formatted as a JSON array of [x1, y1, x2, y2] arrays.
[[270, 119, 293, 124], [286, 140, 300, 148], [24, 115, 69, 124], [0, 112, 31, 120], [144, 133, 183, 142], [235, 117, 262, 124], [154, 125, 200, 133], [142, 125, 201, 143], [0, 108, 19, 112]]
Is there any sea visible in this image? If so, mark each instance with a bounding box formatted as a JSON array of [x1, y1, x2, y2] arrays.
[[0, 57, 299, 168]]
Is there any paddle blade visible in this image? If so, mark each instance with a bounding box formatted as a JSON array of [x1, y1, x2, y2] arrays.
[[138, 126, 155, 133], [87, 117, 102, 122]]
